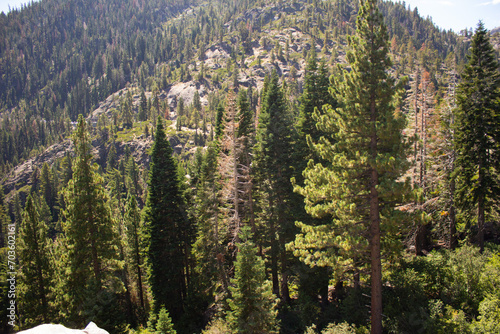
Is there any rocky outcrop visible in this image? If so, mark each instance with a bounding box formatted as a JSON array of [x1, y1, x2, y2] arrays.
[[1, 139, 72, 201], [17, 321, 108, 334]]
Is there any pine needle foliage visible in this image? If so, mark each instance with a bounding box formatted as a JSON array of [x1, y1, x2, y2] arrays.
[[18, 195, 54, 327], [60, 114, 120, 324], [454, 22, 500, 253], [145, 116, 192, 322], [226, 227, 279, 334], [292, 0, 411, 332]]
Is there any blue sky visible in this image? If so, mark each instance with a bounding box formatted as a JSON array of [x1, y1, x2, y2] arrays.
[[1, 0, 500, 32], [400, 0, 500, 32]]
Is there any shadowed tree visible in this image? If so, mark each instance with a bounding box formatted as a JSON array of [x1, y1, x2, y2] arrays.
[[145, 116, 193, 325], [454, 22, 500, 253]]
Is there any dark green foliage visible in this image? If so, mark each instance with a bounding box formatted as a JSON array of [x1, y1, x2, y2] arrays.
[[124, 193, 146, 318], [384, 244, 499, 334], [39, 163, 58, 224], [226, 227, 279, 334], [454, 22, 500, 252], [215, 104, 225, 141], [0, 185, 9, 248], [145, 117, 192, 324], [60, 114, 120, 325], [253, 70, 298, 302], [292, 1, 411, 332], [293, 55, 338, 328], [296, 57, 336, 155], [139, 90, 148, 122], [18, 195, 54, 327], [1, 1, 499, 333]]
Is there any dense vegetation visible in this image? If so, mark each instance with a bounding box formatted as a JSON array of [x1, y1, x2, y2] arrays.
[[1, 0, 499, 333]]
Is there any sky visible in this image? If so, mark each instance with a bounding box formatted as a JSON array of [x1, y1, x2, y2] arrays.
[[1, 0, 500, 32], [399, 0, 500, 32]]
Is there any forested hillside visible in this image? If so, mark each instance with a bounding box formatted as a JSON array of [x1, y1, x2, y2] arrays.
[[1, 0, 499, 333]]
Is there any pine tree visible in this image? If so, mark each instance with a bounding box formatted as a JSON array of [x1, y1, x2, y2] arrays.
[[293, 55, 337, 312], [39, 162, 58, 223], [293, 1, 411, 332], [177, 97, 185, 131], [253, 70, 297, 302], [296, 57, 336, 154], [139, 90, 148, 122], [18, 195, 54, 327], [454, 22, 500, 253], [124, 193, 146, 314], [145, 116, 192, 323], [61, 114, 120, 324], [0, 185, 9, 248], [226, 227, 279, 334], [122, 92, 134, 129], [155, 307, 177, 334]]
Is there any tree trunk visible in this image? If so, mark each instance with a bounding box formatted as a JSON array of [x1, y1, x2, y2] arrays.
[[370, 168, 382, 334], [270, 219, 280, 298], [478, 156, 485, 253], [280, 236, 291, 304], [370, 88, 382, 334]]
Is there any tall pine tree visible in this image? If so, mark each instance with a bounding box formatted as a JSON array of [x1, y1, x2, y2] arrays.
[[61, 114, 120, 325], [293, 55, 337, 314], [145, 116, 192, 324], [253, 71, 297, 303], [226, 227, 279, 334], [124, 193, 146, 316], [18, 195, 54, 327], [293, 1, 411, 332], [454, 22, 500, 253]]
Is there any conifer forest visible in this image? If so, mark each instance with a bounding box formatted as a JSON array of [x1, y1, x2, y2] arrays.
[[1, 0, 500, 333]]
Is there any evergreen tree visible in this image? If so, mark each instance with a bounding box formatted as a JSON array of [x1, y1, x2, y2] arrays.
[[0, 185, 9, 248], [124, 193, 146, 314], [454, 22, 500, 253], [39, 162, 58, 223], [226, 227, 279, 334], [293, 55, 337, 315], [215, 104, 225, 141], [60, 114, 120, 324], [296, 57, 336, 154], [139, 90, 148, 122], [292, 1, 411, 332], [155, 307, 177, 334], [191, 144, 228, 310], [125, 155, 143, 203], [145, 116, 192, 324], [177, 97, 185, 131], [122, 92, 134, 129], [18, 195, 54, 327], [253, 70, 297, 302]]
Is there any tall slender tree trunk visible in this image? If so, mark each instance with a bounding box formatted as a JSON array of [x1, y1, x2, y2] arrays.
[[279, 234, 290, 304], [269, 198, 280, 298], [478, 158, 485, 253]]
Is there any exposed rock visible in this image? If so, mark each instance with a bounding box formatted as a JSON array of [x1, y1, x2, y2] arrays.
[[17, 321, 109, 334], [1, 139, 72, 201]]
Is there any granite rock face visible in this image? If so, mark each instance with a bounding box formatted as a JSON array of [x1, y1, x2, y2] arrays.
[[17, 321, 109, 334]]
